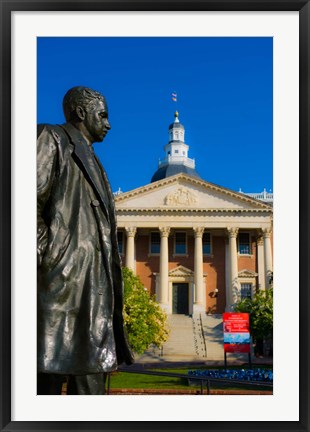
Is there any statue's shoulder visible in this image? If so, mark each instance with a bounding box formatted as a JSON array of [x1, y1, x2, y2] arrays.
[[37, 123, 66, 140]]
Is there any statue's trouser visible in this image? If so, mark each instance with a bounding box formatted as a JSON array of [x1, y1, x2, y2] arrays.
[[37, 372, 107, 395]]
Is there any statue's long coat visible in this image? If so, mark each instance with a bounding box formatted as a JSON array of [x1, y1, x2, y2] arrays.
[[37, 123, 133, 375]]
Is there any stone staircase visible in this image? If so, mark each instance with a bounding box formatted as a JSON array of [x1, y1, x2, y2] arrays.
[[137, 313, 253, 363], [201, 314, 225, 359], [138, 314, 205, 361], [161, 314, 197, 358]]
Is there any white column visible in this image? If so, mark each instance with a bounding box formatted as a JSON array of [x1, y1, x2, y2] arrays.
[[159, 227, 170, 309], [193, 226, 205, 314], [257, 235, 266, 290], [227, 227, 239, 309], [263, 228, 273, 288], [125, 227, 137, 272]]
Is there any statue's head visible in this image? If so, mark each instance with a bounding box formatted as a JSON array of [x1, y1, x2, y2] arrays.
[[63, 86, 105, 121], [63, 86, 110, 143]]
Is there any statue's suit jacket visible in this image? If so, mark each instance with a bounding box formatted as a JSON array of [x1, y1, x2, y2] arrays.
[[37, 123, 133, 375]]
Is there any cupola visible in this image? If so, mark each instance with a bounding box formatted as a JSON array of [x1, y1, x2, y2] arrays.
[[151, 112, 200, 183]]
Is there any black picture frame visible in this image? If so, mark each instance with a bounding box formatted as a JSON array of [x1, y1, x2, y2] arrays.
[[1, 1, 309, 431]]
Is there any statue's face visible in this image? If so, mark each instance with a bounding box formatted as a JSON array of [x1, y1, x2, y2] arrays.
[[83, 98, 110, 143]]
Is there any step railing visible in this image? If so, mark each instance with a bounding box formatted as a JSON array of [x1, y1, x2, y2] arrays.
[[107, 368, 272, 395], [199, 313, 207, 358], [192, 315, 207, 357]]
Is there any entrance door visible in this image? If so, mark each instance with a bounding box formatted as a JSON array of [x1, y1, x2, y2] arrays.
[[172, 283, 189, 314]]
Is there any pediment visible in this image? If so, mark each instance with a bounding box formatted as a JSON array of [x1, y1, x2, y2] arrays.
[[169, 265, 194, 277], [238, 269, 259, 278], [115, 173, 271, 212]]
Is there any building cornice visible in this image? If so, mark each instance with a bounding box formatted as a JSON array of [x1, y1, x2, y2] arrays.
[[116, 207, 273, 214]]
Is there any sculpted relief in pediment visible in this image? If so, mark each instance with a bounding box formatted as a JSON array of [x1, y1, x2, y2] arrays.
[[165, 187, 198, 207]]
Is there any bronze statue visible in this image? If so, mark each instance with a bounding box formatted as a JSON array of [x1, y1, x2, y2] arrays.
[[37, 86, 133, 395]]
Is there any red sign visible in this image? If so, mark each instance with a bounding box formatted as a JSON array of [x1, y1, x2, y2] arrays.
[[223, 313, 250, 353]]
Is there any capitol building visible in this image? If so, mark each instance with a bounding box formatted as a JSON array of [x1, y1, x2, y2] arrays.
[[114, 112, 273, 316]]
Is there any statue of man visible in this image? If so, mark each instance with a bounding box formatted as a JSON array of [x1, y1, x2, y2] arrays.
[[37, 86, 133, 395]]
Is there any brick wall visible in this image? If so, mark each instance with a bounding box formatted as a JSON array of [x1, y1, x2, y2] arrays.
[[122, 231, 261, 314]]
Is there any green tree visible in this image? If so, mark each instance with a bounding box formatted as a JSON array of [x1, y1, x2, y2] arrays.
[[234, 288, 273, 355], [122, 267, 169, 354]]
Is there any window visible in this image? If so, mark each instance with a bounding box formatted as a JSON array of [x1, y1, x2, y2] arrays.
[[175, 149, 179, 154], [117, 231, 124, 254], [203, 232, 211, 255], [241, 283, 252, 299], [175, 232, 186, 255], [238, 233, 251, 254], [150, 232, 160, 254]]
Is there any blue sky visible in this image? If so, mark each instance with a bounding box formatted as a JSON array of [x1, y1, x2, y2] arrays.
[[37, 37, 273, 194]]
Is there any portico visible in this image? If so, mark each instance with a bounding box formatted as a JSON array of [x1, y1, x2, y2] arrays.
[[121, 226, 272, 314], [115, 172, 273, 315]]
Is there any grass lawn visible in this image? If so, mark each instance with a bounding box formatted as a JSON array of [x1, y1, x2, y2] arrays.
[[109, 366, 273, 391], [110, 368, 189, 390]]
